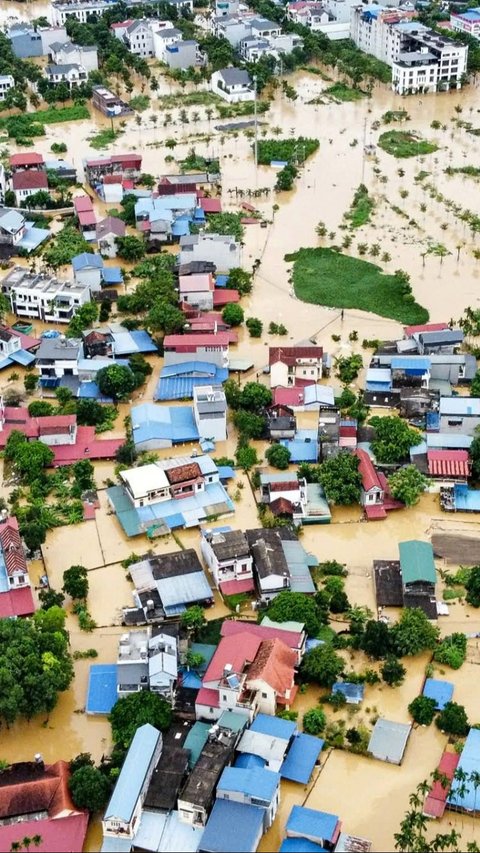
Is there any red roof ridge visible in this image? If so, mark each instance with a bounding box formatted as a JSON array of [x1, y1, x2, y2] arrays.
[[355, 448, 382, 492], [269, 346, 323, 366], [246, 637, 296, 694]]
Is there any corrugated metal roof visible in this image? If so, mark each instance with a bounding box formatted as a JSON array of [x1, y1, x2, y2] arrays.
[[157, 571, 211, 608], [183, 722, 211, 768], [426, 433, 472, 449], [280, 840, 327, 853], [399, 540, 436, 585], [280, 734, 323, 784], [368, 719, 411, 764], [250, 713, 296, 740], [104, 724, 161, 822], [199, 799, 265, 853], [86, 664, 117, 714], [391, 356, 430, 371], [422, 678, 454, 710], [427, 450, 470, 477], [440, 396, 480, 415], [286, 806, 339, 844], [218, 766, 279, 801]]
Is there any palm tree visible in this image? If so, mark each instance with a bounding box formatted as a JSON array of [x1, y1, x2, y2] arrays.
[[191, 111, 200, 125], [206, 107, 213, 124]]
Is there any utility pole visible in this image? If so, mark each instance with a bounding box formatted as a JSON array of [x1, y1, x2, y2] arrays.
[[361, 116, 367, 184], [253, 74, 258, 189]]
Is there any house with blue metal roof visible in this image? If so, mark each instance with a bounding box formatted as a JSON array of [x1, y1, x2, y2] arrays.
[[285, 805, 340, 848], [422, 678, 454, 711], [280, 429, 319, 463], [216, 765, 280, 826], [131, 403, 199, 450], [102, 724, 162, 842], [198, 799, 266, 853], [447, 729, 480, 812], [280, 733, 323, 784], [72, 252, 123, 290], [155, 361, 229, 401]]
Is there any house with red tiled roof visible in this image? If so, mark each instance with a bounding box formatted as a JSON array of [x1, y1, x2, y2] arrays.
[[9, 152, 45, 172], [196, 629, 298, 720], [221, 618, 306, 664], [427, 449, 470, 481], [269, 345, 323, 389], [0, 516, 35, 619], [12, 169, 49, 205], [0, 758, 88, 853], [355, 448, 384, 515]]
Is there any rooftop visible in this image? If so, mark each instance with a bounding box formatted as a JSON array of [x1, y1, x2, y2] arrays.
[[206, 529, 249, 561], [399, 540, 436, 585], [12, 171, 49, 190], [247, 637, 296, 694], [368, 718, 412, 765], [198, 798, 265, 853], [104, 724, 161, 822], [286, 805, 340, 845]]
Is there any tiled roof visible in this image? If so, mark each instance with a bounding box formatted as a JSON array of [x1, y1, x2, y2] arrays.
[[165, 462, 202, 484], [269, 346, 323, 366], [12, 171, 48, 190], [0, 517, 26, 576], [355, 448, 381, 492], [221, 620, 303, 650], [0, 587, 34, 618], [195, 686, 220, 708], [247, 638, 296, 694], [203, 633, 262, 683], [163, 333, 230, 347], [10, 152, 44, 167]]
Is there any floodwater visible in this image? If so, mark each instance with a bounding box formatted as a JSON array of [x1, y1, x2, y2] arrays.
[[1, 10, 480, 848]]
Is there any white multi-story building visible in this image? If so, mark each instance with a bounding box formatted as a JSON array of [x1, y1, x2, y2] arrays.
[[193, 384, 227, 442], [450, 8, 480, 40], [52, 0, 192, 24], [1, 267, 91, 324], [49, 40, 98, 71], [0, 75, 15, 101], [351, 6, 468, 93], [45, 62, 88, 88]]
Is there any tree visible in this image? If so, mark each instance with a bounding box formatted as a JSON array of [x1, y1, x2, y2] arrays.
[[115, 235, 145, 262], [391, 608, 439, 657], [303, 706, 326, 735], [470, 429, 480, 480], [235, 444, 258, 471], [361, 619, 392, 659], [109, 691, 172, 749], [233, 410, 266, 440], [222, 304, 244, 327], [67, 302, 98, 338], [239, 382, 272, 412], [28, 401, 54, 418], [7, 438, 54, 483], [369, 416, 422, 464], [301, 644, 345, 688], [147, 301, 184, 335], [246, 317, 263, 338], [97, 365, 136, 402], [39, 588, 65, 610], [72, 460, 95, 492], [69, 765, 111, 812], [318, 452, 362, 505], [0, 612, 73, 725], [388, 466, 427, 506], [394, 780, 466, 852], [20, 521, 47, 554], [465, 566, 480, 607], [267, 590, 323, 637], [408, 695, 437, 725], [226, 268, 253, 295], [436, 702, 469, 737], [381, 656, 406, 686], [335, 354, 363, 383], [265, 444, 291, 470], [63, 565, 88, 601], [470, 370, 480, 398], [433, 633, 467, 669], [181, 605, 205, 633], [24, 374, 38, 394]]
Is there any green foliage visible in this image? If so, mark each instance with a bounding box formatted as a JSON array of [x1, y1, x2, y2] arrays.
[[471, 371, 480, 397], [303, 706, 326, 735], [147, 301, 185, 335], [0, 610, 73, 725], [382, 110, 410, 124], [246, 317, 263, 338], [434, 633, 467, 670], [205, 213, 244, 242], [51, 142, 67, 153], [257, 138, 319, 166], [324, 83, 366, 101], [24, 374, 38, 394], [344, 184, 375, 229], [109, 691, 173, 749], [39, 587, 65, 610], [222, 304, 244, 327], [370, 416, 422, 464], [69, 765, 111, 812], [115, 235, 145, 262], [181, 605, 206, 633], [233, 410, 266, 440], [6, 435, 54, 483], [265, 444, 291, 470], [21, 521, 47, 554], [235, 444, 259, 471], [42, 224, 91, 270], [408, 695, 437, 725], [318, 452, 362, 505], [286, 247, 428, 325], [361, 619, 392, 659], [275, 164, 298, 192], [129, 94, 150, 111], [0, 105, 89, 142], [67, 302, 98, 338], [435, 702, 469, 737], [267, 590, 323, 637], [97, 365, 136, 401], [381, 656, 406, 686], [63, 565, 88, 600], [335, 354, 363, 383], [388, 466, 427, 506], [378, 131, 438, 158], [465, 566, 480, 607], [391, 608, 439, 657], [226, 268, 252, 295], [237, 382, 272, 412], [76, 399, 116, 432], [301, 644, 345, 687]]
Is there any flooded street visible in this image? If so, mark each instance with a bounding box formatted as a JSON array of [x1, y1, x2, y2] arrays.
[[1, 4, 480, 847]]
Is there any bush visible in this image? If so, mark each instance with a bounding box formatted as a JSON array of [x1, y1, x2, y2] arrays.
[[303, 706, 326, 735], [381, 656, 406, 686], [246, 317, 263, 338], [465, 565, 480, 607], [436, 702, 469, 737], [408, 695, 437, 725], [235, 444, 259, 471], [265, 444, 291, 470], [69, 765, 111, 812], [222, 303, 244, 327], [433, 633, 467, 670]]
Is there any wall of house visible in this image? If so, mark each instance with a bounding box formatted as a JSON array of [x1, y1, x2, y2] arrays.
[[247, 678, 277, 715], [270, 362, 288, 388], [74, 267, 102, 288], [166, 40, 198, 69], [257, 573, 290, 603], [164, 347, 228, 369], [194, 409, 227, 442], [180, 239, 241, 271], [440, 414, 480, 436], [98, 235, 117, 258]]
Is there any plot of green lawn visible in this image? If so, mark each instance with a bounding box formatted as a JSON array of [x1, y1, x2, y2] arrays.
[[286, 247, 429, 324], [378, 130, 438, 158]]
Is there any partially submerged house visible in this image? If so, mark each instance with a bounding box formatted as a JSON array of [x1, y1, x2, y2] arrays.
[[193, 385, 227, 442], [355, 448, 403, 521], [116, 627, 178, 701], [259, 472, 331, 525], [0, 516, 35, 619], [368, 719, 412, 765], [163, 333, 230, 369], [373, 539, 437, 619], [269, 345, 324, 388], [155, 362, 229, 402], [245, 527, 317, 601], [283, 804, 341, 850], [124, 549, 214, 623], [201, 528, 254, 595]]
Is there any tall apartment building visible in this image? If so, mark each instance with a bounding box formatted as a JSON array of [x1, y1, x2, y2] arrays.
[[351, 6, 468, 93]]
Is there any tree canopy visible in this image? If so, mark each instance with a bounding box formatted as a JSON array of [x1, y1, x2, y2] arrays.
[[265, 444, 291, 470], [465, 566, 480, 607], [435, 702, 469, 737], [0, 609, 73, 725], [408, 695, 437, 726], [96, 364, 136, 402], [360, 619, 393, 659], [381, 656, 406, 686], [370, 416, 422, 463], [317, 452, 362, 505], [63, 565, 88, 601], [303, 706, 326, 735], [69, 765, 111, 812], [391, 608, 439, 657], [266, 590, 323, 636], [301, 644, 345, 687], [109, 691, 172, 749], [388, 466, 427, 506]]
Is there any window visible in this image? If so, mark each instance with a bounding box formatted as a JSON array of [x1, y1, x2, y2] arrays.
[[223, 694, 227, 701], [262, 692, 268, 698], [447, 419, 462, 427]]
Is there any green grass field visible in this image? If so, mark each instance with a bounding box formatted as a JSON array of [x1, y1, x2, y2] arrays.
[[378, 130, 438, 158], [286, 247, 429, 324]]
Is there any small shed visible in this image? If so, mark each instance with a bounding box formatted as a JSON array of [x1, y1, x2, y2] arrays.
[[86, 664, 117, 714], [368, 718, 412, 765], [280, 733, 323, 784], [285, 805, 340, 847], [422, 678, 454, 711]]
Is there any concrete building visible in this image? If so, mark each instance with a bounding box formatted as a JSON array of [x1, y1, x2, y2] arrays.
[[2, 267, 91, 323], [450, 7, 480, 40], [440, 397, 480, 436], [112, 18, 159, 56], [351, 6, 468, 93], [52, 0, 162, 25], [163, 333, 230, 369], [211, 67, 254, 102], [154, 28, 201, 68], [45, 63, 88, 88], [193, 384, 227, 442], [95, 215, 126, 257], [8, 23, 68, 58], [35, 336, 83, 382], [201, 528, 254, 592], [117, 628, 177, 700], [179, 273, 214, 310], [269, 346, 324, 388], [179, 233, 241, 270], [0, 75, 15, 102], [11, 170, 49, 205], [92, 85, 132, 117], [49, 40, 98, 71]]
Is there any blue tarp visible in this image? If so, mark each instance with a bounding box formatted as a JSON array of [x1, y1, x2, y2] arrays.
[[426, 411, 440, 431], [199, 799, 265, 853], [280, 734, 323, 784], [332, 682, 365, 704], [86, 664, 117, 714], [235, 753, 267, 770], [216, 274, 229, 288], [181, 670, 203, 689], [286, 806, 339, 845], [102, 267, 123, 284], [280, 841, 327, 853], [422, 678, 454, 710], [250, 713, 296, 741]]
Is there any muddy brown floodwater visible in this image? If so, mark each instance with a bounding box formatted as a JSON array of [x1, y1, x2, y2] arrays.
[[1, 5, 480, 847]]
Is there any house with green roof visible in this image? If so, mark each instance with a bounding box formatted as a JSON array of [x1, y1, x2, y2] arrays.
[[399, 540, 437, 617]]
